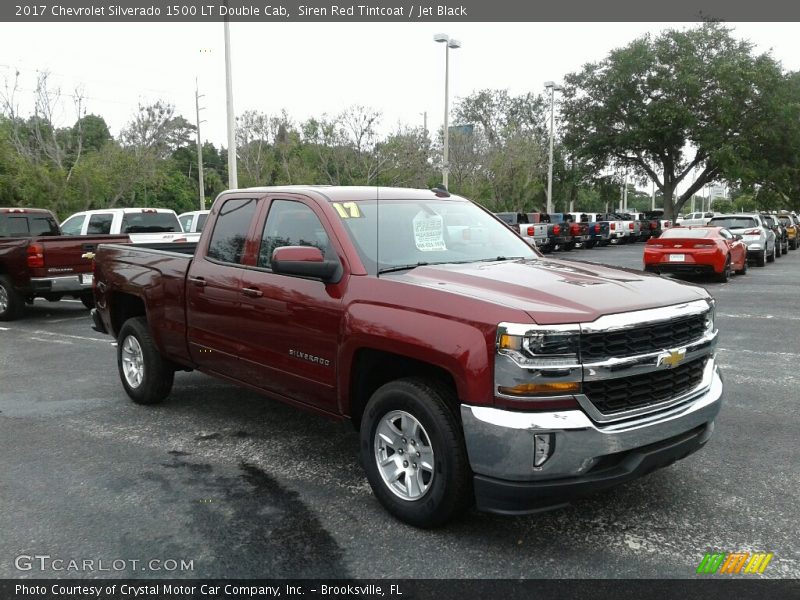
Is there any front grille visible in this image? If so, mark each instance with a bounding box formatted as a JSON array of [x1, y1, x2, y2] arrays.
[[581, 313, 707, 361], [583, 357, 707, 415]]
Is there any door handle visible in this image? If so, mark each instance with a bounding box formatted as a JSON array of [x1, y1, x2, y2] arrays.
[[189, 276, 207, 287], [241, 287, 263, 298]]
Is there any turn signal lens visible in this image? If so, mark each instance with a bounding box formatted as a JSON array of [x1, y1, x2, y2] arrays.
[[497, 382, 581, 396]]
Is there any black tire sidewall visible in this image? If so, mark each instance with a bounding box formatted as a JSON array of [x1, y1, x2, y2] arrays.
[[360, 380, 469, 528], [0, 276, 21, 321], [117, 317, 172, 404]]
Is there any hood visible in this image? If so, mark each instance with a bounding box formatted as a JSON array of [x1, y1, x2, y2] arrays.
[[385, 258, 708, 325]]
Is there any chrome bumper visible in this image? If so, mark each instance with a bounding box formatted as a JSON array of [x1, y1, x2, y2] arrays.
[[461, 360, 723, 482], [30, 275, 92, 294]]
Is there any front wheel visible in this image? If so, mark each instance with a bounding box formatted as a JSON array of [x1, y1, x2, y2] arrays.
[[360, 378, 471, 528], [117, 316, 174, 404]]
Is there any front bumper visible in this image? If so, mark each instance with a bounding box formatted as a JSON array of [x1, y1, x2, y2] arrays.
[[461, 362, 723, 514]]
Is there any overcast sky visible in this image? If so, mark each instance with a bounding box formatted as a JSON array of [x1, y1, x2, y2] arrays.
[[1, 22, 798, 150]]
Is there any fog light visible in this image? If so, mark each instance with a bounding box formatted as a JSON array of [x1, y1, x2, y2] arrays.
[[534, 433, 554, 468]]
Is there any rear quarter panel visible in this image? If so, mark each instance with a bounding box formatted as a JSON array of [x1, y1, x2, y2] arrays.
[[95, 244, 193, 364]]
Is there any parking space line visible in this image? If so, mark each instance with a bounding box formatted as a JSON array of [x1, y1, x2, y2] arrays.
[[0, 326, 8, 331], [31, 330, 109, 344], [717, 313, 800, 321], [30, 336, 73, 345], [48, 317, 90, 323], [718, 347, 799, 358]]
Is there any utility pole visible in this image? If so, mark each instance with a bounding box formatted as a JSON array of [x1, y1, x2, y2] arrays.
[[651, 179, 656, 211], [224, 7, 238, 189], [421, 111, 427, 135], [195, 79, 206, 210]]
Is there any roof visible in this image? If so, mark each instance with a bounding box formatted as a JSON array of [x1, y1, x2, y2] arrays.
[[231, 185, 465, 202]]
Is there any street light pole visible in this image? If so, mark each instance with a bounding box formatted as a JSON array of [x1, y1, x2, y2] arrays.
[[544, 81, 562, 214], [224, 10, 238, 189], [434, 33, 461, 190]]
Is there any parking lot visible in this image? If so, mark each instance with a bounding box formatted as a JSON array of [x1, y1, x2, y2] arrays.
[[1, 241, 798, 579]]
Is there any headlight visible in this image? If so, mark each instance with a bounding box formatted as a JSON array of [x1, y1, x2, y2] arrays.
[[497, 325, 579, 368]]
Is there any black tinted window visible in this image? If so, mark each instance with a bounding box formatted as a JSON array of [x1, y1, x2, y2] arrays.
[[87, 214, 113, 234], [258, 200, 330, 268], [708, 217, 757, 230], [0, 214, 59, 237], [196, 213, 208, 231], [207, 199, 258, 264], [121, 212, 180, 233]]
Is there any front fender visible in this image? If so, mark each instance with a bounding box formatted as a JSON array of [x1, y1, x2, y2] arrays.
[[338, 302, 495, 412]]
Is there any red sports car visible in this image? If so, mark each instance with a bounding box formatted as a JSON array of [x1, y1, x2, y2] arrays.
[[643, 226, 747, 282]]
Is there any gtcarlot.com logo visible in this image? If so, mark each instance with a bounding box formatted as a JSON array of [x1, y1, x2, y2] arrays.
[[15, 554, 194, 573]]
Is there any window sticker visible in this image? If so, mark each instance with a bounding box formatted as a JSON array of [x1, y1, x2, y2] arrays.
[[332, 202, 363, 219], [413, 210, 447, 252]]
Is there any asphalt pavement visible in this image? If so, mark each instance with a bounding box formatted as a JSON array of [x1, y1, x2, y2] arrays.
[[0, 241, 798, 579]]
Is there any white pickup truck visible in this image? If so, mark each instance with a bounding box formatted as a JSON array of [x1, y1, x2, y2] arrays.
[[60, 208, 201, 244]]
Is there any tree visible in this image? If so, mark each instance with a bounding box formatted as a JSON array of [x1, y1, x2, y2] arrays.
[[561, 23, 792, 220]]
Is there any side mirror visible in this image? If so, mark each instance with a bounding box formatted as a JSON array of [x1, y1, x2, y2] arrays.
[[271, 246, 341, 283]]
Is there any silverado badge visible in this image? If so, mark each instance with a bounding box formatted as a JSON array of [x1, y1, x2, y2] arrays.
[[658, 348, 687, 368]]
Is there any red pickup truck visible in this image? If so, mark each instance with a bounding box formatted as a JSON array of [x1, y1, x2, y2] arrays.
[[0, 208, 128, 320], [91, 186, 723, 527]]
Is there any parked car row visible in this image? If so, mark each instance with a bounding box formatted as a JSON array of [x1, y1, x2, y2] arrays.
[[643, 211, 800, 282], [495, 210, 673, 253]]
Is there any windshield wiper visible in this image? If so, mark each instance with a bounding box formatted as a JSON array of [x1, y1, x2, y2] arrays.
[[477, 256, 526, 262], [377, 262, 430, 275]]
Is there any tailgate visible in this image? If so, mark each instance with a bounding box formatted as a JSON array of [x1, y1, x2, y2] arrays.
[[33, 235, 130, 277]]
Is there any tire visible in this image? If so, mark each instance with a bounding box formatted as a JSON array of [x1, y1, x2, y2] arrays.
[[117, 316, 174, 405], [80, 294, 95, 309], [735, 255, 748, 275], [584, 240, 596, 249], [767, 245, 776, 263], [0, 275, 23, 321], [360, 377, 471, 528], [716, 256, 731, 283], [790, 239, 798, 250], [755, 249, 766, 267], [562, 242, 576, 251]]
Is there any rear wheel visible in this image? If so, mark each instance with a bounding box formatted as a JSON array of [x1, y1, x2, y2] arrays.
[[0, 276, 23, 321], [755, 249, 767, 267], [117, 316, 174, 404], [360, 378, 471, 528], [80, 294, 95, 309], [735, 255, 748, 275], [716, 256, 731, 282], [767, 245, 776, 263]]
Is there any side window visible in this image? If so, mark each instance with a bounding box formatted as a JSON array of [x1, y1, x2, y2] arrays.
[[179, 215, 193, 232], [719, 229, 732, 240], [60, 215, 84, 235], [206, 198, 258, 264], [257, 200, 331, 268], [87, 213, 113, 234], [196, 213, 208, 232]]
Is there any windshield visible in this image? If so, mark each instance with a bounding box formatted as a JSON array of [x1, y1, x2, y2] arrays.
[[121, 212, 179, 233], [707, 217, 757, 230], [333, 199, 537, 274]]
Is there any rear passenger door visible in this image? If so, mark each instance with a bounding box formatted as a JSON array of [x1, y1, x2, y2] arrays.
[[237, 196, 345, 412], [186, 196, 261, 381]]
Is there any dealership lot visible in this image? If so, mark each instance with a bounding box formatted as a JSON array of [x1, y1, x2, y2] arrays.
[[0, 243, 798, 579]]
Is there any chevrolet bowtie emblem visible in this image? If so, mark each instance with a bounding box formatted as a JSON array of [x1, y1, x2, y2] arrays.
[[659, 348, 686, 368]]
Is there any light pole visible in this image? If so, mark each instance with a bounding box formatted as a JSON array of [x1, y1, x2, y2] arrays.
[[224, 5, 238, 189], [434, 33, 461, 190], [544, 81, 562, 214]]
